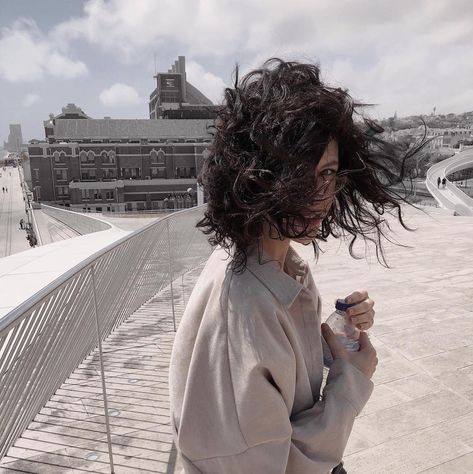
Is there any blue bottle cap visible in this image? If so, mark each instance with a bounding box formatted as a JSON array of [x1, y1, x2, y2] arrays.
[[335, 298, 356, 312]]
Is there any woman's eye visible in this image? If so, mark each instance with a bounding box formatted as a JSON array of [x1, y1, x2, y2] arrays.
[[321, 169, 337, 176]]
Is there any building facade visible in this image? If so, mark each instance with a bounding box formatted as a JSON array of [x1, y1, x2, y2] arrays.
[[27, 104, 212, 212]]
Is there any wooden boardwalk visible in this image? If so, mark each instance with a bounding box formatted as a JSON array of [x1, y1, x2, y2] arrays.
[[1, 204, 473, 473], [0, 266, 203, 474]]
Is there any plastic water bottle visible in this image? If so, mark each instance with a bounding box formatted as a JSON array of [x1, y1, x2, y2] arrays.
[[325, 298, 360, 351]]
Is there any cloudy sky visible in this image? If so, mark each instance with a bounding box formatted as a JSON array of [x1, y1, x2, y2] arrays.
[[1, 0, 472, 143]]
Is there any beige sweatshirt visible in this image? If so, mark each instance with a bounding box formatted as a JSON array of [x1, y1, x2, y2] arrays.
[[169, 244, 373, 473]]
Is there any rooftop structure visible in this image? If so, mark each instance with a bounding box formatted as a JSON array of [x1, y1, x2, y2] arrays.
[[149, 56, 219, 119]]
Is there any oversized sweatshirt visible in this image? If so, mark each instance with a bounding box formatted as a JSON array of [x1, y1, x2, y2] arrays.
[[169, 244, 373, 473]]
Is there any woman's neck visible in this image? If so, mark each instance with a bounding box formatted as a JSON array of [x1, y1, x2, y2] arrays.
[[259, 222, 291, 272]]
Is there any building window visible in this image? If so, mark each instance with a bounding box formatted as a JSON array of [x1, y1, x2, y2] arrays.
[[151, 167, 166, 178], [53, 151, 60, 163], [81, 169, 96, 180], [175, 167, 188, 178], [103, 168, 117, 179], [157, 149, 165, 164], [79, 151, 87, 163], [33, 169, 39, 181], [121, 167, 141, 179], [150, 150, 158, 164], [55, 169, 68, 181], [81, 189, 90, 200], [105, 190, 115, 200], [109, 150, 116, 164], [87, 151, 95, 163], [56, 186, 69, 196]]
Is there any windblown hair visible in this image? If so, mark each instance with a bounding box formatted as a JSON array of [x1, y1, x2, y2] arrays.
[[196, 58, 428, 274]]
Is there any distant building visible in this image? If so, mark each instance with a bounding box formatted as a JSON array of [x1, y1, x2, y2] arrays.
[[4, 124, 24, 153], [441, 129, 472, 148], [398, 126, 473, 150], [149, 56, 220, 119], [27, 103, 213, 212]]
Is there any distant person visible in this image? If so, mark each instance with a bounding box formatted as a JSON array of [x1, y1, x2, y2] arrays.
[[19, 218, 25, 230], [437, 176, 441, 188], [442, 177, 447, 188], [169, 58, 428, 474], [2, 187, 4, 193]]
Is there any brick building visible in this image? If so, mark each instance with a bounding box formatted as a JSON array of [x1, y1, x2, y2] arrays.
[[27, 103, 213, 212]]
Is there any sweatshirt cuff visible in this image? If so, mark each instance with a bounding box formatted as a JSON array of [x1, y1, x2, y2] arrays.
[[325, 359, 374, 415]]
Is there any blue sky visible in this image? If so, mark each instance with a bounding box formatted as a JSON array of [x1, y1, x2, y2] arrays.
[[1, 0, 473, 143]]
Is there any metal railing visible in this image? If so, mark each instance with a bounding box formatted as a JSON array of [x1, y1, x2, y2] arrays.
[[0, 205, 212, 461]]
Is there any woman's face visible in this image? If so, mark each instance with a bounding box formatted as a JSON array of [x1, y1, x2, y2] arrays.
[[292, 139, 339, 244]]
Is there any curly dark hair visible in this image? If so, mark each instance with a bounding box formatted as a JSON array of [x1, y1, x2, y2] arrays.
[[196, 58, 428, 274]]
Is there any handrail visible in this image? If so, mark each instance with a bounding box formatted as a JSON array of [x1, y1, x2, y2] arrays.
[[0, 204, 213, 460]]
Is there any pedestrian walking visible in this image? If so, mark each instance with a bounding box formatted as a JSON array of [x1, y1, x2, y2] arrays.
[[19, 218, 25, 229], [442, 177, 447, 188], [437, 176, 441, 188]]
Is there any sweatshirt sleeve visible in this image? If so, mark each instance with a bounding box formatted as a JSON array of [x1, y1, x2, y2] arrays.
[[175, 277, 373, 474]]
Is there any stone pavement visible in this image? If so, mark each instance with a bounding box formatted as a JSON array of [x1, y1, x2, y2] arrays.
[[1, 203, 473, 473]]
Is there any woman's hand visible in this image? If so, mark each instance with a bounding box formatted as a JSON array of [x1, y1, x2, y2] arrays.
[[344, 290, 375, 331], [321, 323, 378, 379]]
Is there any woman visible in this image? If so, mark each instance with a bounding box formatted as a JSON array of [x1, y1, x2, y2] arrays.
[[169, 58, 424, 473]]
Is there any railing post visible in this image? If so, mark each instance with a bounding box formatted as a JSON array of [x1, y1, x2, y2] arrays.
[[181, 273, 186, 307], [166, 219, 177, 332], [90, 265, 115, 473]]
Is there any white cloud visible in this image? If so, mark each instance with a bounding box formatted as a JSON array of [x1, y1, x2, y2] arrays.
[[46, 0, 473, 117], [0, 18, 88, 82], [22, 93, 41, 107], [51, 0, 249, 60], [4, 0, 473, 120], [186, 61, 227, 104], [99, 83, 141, 107]]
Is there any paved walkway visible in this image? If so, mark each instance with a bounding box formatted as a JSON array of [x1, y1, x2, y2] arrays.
[[426, 148, 473, 216], [1, 204, 473, 473], [0, 166, 30, 257]]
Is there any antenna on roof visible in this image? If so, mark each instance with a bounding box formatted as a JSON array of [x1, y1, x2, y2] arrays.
[[154, 52, 157, 75]]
